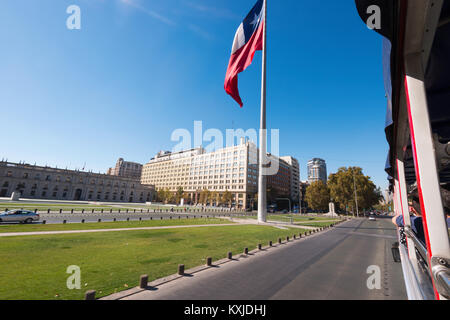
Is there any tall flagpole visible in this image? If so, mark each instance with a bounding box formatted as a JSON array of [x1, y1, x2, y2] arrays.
[[258, 0, 267, 223]]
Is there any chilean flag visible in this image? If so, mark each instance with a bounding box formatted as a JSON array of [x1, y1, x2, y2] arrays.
[[224, 0, 264, 107]]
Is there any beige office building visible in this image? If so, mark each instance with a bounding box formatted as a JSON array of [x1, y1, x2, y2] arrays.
[[141, 140, 258, 209]]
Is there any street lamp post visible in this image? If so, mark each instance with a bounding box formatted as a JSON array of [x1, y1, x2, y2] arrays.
[[353, 169, 359, 218]]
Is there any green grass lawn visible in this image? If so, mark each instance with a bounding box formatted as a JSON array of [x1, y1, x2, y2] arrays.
[[0, 225, 306, 300], [0, 218, 231, 233]]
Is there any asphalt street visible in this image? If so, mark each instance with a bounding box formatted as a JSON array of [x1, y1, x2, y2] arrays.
[[121, 217, 406, 300]]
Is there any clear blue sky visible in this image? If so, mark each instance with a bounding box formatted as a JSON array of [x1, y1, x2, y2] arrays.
[[0, 0, 389, 189]]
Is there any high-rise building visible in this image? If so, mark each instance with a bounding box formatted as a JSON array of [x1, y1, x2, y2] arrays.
[[141, 140, 258, 209], [266, 156, 291, 199], [307, 158, 327, 183], [141, 139, 300, 209], [107, 158, 143, 179], [280, 156, 300, 203]]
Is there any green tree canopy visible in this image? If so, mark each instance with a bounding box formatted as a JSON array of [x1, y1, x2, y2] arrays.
[[304, 181, 330, 211], [328, 167, 382, 212], [223, 190, 233, 207]]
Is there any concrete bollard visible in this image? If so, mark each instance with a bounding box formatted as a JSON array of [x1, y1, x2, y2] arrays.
[[85, 290, 96, 300], [244, 247, 249, 255], [139, 275, 148, 289], [206, 257, 212, 266], [227, 252, 233, 259], [178, 264, 185, 275]]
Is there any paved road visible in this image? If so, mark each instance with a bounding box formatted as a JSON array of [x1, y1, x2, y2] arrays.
[[121, 217, 406, 300]]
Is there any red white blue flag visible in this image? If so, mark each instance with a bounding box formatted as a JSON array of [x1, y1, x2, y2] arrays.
[[224, 0, 264, 107]]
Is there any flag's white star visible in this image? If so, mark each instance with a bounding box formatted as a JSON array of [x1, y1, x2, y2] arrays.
[[249, 13, 261, 26]]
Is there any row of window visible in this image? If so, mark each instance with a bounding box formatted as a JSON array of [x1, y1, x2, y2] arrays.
[[3, 172, 136, 188]]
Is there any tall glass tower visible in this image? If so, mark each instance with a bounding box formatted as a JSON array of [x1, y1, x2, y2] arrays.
[[307, 158, 327, 184]]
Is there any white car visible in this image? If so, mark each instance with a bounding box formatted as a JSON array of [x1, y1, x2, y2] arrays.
[[0, 210, 40, 224], [369, 215, 376, 221]]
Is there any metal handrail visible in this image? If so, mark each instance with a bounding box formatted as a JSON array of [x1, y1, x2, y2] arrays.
[[403, 227, 450, 298], [404, 227, 428, 264]]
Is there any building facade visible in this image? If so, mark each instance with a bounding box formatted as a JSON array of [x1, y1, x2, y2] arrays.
[[307, 158, 327, 184], [0, 161, 155, 203], [280, 156, 300, 203], [266, 156, 291, 200], [141, 139, 301, 209], [141, 140, 258, 209], [107, 158, 143, 179]]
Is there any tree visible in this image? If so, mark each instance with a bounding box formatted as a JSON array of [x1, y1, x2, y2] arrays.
[[223, 190, 233, 208], [328, 167, 382, 213], [199, 189, 210, 206], [304, 181, 330, 211], [175, 187, 184, 204]]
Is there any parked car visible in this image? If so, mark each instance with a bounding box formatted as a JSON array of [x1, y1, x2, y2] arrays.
[[0, 210, 40, 224]]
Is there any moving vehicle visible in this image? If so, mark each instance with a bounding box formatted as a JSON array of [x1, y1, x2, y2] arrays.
[[0, 210, 40, 224], [356, 0, 450, 300], [369, 215, 376, 221]]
